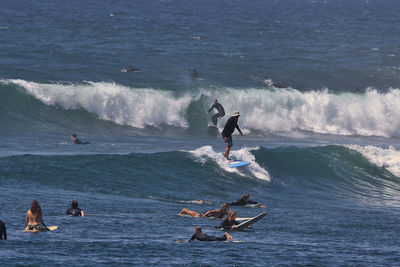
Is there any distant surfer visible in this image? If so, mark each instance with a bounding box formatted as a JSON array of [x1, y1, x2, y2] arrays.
[[0, 220, 6, 240], [230, 193, 266, 208], [264, 79, 288, 88], [25, 200, 49, 231], [179, 203, 229, 219], [67, 200, 86, 216], [127, 66, 139, 72], [191, 69, 199, 78], [215, 210, 241, 230], [222, 112, 243, 162], [189, 226, 233, 242], [71, 133, 89, 144], [206, 99, 225, 127]]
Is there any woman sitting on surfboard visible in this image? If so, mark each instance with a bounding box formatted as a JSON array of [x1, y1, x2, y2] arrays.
[[215, 210, 241, 230], [25, 200, 49, 231], [179, 203, 229, 219], [230, 193, 266, 208], [189, 226, 233, 242]]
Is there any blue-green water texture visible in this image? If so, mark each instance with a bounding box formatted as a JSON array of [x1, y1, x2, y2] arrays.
[[1, 0, 400, 266]]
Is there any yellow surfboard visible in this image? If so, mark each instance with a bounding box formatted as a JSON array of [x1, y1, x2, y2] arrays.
[[24, 225, 58, 232]]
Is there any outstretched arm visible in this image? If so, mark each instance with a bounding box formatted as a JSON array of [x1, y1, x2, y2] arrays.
[[236, 125, 243, 135]]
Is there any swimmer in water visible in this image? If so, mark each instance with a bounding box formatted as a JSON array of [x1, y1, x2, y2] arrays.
[[67, 200, 86, 216]]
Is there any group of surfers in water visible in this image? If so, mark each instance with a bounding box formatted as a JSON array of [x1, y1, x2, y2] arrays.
[[23, 200, 85, 232], [180, 193, 266, 242]]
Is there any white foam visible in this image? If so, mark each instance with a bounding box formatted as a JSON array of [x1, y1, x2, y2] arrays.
[[346, 144, 400, 177], [188, 145, 270, 181], [5, 79, 400, 138], [4, 79, 192, 128], [210, 86, 400, 138]]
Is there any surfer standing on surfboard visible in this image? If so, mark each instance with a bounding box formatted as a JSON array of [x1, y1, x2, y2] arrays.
[[25, 200, 49, 231], [222, 112, 243, 162], [206, 99, 225, 127]]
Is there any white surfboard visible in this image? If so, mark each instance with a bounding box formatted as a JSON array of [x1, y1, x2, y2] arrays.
[[233, 212, 266, 231]]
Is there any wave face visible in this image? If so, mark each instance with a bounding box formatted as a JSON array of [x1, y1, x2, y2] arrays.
[[3, 79, 400, 138]]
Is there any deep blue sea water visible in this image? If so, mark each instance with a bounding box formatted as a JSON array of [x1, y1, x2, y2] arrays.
[[1, 0, 400, 266]]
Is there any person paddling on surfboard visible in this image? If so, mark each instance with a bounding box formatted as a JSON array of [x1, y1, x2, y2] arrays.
[[25, 200, 49, 231], [206, 99, 225, 127], [215, 210, 244, 230], [230, 193, 266, 208], [189, 226, 233, 242], [179, 203, 230, 219], [71, 133, 90, 144], [222, 112, 243, 163], [0, 220, 6, 240], [67, 200, 86, 216]]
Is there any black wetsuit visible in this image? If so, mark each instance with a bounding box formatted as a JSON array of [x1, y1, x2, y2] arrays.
[[222, 117, 241, 138], [230, 199, 259, 206], [73, 138, 89, 145], [208, 103, 225, 126], [216, 218, 240, 230], [0, 220, 7, 240], [67, 208, 83, 216], [189, 231, 227, 242]]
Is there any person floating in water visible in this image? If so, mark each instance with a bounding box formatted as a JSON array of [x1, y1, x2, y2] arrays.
[[127, 65, 139, 72], [179, 203, 229, 219], [71, 133, 89, 144], [0, 220, 6, 240], [67, 200, 86, 216], [222, 111, 242, 162], [215, 210, 241, 230], [189, 226, 233, 242], [190, 69, 199, 78], [25, 200, 49, 231], [230, 193, 266, 208], [206, 99, 225, 127]]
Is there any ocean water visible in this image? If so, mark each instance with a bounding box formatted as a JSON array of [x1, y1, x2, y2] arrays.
[[1, 0, 400, 266]]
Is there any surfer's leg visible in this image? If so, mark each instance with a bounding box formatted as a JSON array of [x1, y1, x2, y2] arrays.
[[224, 136, 233, 161], [179, 208, 200, 217], [224, 232, 233, 240], [211, 114, 218, 126]]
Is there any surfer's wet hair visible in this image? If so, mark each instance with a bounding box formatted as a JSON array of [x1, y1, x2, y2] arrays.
[[227, 210, 237, 221], [71, 133, 77, 138], [71, 200, 78, 208], [30, 200, 41, 214], [195, 226, 201, 232], [241, 193, 250, 200]]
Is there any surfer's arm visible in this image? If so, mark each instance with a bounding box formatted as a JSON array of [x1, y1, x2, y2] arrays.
[[201, 209, 217, 218], [188, 234, 196, 242], [207, 104, 216, 113], [236, 125, 243, 135]]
